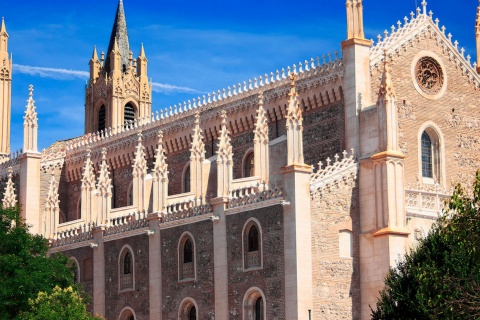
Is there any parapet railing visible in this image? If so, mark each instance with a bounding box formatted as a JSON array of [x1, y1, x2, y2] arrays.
[[310, 149, 357, 189], [161, 197, 213, 223], [227, 181, 283, 209], [104, 210, 149, 236], [65, 51, 343, 155], [50, 222, 95, 248], [405, 187, 450, 219]]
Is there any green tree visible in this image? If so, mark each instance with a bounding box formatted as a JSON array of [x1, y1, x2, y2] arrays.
[[18, 286, 102, 320], [0, 206, 89, 319], [372, 170, 480, 320]]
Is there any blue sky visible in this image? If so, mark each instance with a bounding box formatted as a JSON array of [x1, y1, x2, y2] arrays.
[[1, 0, 477, 152]]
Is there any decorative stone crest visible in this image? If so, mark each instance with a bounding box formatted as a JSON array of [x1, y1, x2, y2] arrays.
[[286, 73, 304, 165], [217, 110, 233, 163], [23, 85, 38, 153], [132, 132, 147, 178], [97, 148, 112, 197], [3, 167, 16, 208], [415, 56, 444, 95], [190, 111, 205, 161], [81, 148, 96, 191], [153, 131, 168, 180]]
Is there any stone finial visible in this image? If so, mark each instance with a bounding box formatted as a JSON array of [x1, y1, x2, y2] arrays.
[[97, 148, 112, 197], [345, 0, 365, 39], [153, 130, 168, 179], [132, 132, 147, 178], [286, 73, 302, 123], [286, 73, 304, 165], [45, 176, 60, 211], [254, 92, 269, 144], [81, 148, 96, 190], [190, 111, 205, 161], [217, 110, 233, 162], [23, 85, 38, 153], [3, 167, 16, 208], [378, 51, 395, 99]]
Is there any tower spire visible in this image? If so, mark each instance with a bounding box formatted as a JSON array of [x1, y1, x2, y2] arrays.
[[104, 0, 130, 74], [0, 17, 11, 156], [476, 0, 480, 73], [345, 0, 365, 40]]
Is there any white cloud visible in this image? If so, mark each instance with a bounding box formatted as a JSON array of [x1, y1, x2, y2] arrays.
[[151, 82, 203, 94], [12, 64, 202, 94], [12, 64, 89, 80]]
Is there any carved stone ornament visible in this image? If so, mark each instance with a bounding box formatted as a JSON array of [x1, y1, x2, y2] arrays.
[[415, 57, 444, 95]]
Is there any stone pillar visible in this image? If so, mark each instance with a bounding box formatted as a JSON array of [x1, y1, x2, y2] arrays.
[[132, 133, 147, 211], [211, 197, 229, 319], [19, 152, 41, 234], [190, 112, 206, 198], [282, 164, 313, 320], [81, 149, 97, 224], [96, 148, 112, 224], [216, 110, 233, 198], [254, 92, 269, 183], [92, 225, 106, 317], [148, 213, 162, 319], [152, 131, 168, 213]]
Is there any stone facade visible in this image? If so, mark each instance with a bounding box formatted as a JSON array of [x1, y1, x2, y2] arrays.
[[1, 1, 480, 320]]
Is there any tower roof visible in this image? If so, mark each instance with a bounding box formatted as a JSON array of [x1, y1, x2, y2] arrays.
[[104, 0, 130, 74]]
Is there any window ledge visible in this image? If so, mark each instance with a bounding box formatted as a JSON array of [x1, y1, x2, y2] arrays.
[[243, 266, 263, 273], [118, 288, 135, 294], [178, 277, 196, 283], [422, 177, 436, 185]]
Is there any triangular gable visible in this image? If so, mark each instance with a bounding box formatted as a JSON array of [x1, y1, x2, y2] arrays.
[[370, 10, 480, 89]]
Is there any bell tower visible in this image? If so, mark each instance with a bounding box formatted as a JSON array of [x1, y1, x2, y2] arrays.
[[0, 17, 12, 156], [85, 0, 152, 134], [476, 0, 480, 73]]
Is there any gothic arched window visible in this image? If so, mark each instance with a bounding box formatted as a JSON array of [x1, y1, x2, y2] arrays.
[[188, 306, 197, 320], [243, 220, 262, 270], [244, 151, 255, 178], [124, 103, 136, 126], [119, 246, 134, 291], [183, 165, 191, 193], [421, 131, 432, 178], [254, 297, 264, 320], [179, 298, 198, 320], [179, 234, 195, 281], [243, 288, 266, 320], [98, 105, 106, 133]]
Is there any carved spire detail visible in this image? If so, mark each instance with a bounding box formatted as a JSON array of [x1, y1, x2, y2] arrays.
[[254, 92, 270, 183], [152, 130, 168, 212], [286, 74, 304, 165], [97, 148, 112, 197], [132, 132, 147, 178], [45, 176, 59, 212], [23, 85, 38, 153], [216, 110, 233, 197], [153, 131, 168, 179], [3, 167, 16, 208], [345, 0, 365, 40], [377, 55, 400, 153], [190, 111, 205, 161], [217, 110, 233, 163], [81, 148, 96, 190]]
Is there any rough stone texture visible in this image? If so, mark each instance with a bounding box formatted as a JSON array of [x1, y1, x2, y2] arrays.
[[310, 176, 360, 320], [161, 220, 215, 320], [58, 176, 81, 222], [303, 101, 345, 167], [104, 235, 150, 320], [111, 165, 133, 209], [226, 205, 285, 320], [232, 131, 254, 180], [166, 150, 190, 195], [63, 246, 94, 313]]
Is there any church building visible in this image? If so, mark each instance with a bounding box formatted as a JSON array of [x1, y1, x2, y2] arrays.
[[1, 0, 479, 319]]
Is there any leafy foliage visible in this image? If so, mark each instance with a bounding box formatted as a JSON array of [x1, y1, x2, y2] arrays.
[[18, 286, 102, 320], [0, 206, 89, 319], [372, 170, 480, 319]]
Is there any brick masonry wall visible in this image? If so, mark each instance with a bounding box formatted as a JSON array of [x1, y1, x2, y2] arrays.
[[160, 220, 215, 320], [104, 234, 150, 320], [370, 36, 480, 189], [226, 205, 285, 320], [63, 246, 94, 313], [166, 149, 190, 195], [310, 176, 360, 319], [57, 175, 81, 222], [303, 101, 346, 168], [111, 165, 133, 209]]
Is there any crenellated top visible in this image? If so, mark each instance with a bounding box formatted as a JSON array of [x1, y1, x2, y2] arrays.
[[69, 52, 344, 157], [370, 3, 480, 88]]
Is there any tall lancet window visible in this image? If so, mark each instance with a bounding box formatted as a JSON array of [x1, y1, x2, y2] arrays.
[[421, 131, 433, 178], [124, 103, 136, 126], [98, 105, 106, 133]]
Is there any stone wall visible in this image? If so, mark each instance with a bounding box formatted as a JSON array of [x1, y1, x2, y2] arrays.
[[226, 205, 285, 319], [161, 220, 215, 320], [310, 175, 360, 319], [63, 246, 94, 313], [104, 234, 150, 320]]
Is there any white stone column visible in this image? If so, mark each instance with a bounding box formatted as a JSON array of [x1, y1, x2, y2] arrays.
[[152, 131, 168, 213], [148, 213, 162, 319], [216, 110, 233, 197], [282, 164, 313, 320], [190, 112, 206, 198], [132, 133, 147, 211], [211, 197, 229, 319], [254, 92, 269, 183], [92, 225, 106, 317]]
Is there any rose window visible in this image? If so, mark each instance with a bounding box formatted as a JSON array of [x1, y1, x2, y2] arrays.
[[415, 57, 444, 95]]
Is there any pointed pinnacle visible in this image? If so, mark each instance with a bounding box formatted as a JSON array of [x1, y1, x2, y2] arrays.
[[92, 45, 99, 60], [113, 38, 120, 53], [0, 17, 6, 33], [139, 43, 146, 58]]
